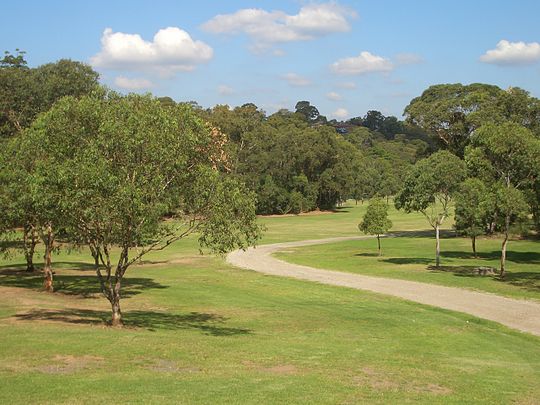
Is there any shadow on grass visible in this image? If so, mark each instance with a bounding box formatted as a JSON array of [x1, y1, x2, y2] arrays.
[[354, 253, 380, 257], [386, 230, 456, 239], [497, 272, 540, 293], [15, 309, 251, 336], [427, 265, 491, 276], [0, 266, 167, 298], [382, 257, 433, 265], [443, 250, 540, 264], [427, 265, 540, 292]]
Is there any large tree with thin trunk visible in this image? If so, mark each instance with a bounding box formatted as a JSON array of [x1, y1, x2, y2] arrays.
[[404, 83, 540, 156], [465, 122, 540, 277], [25, 93, 262, 326], [395, 150, 466, 267], [358, 198, 392, 255]]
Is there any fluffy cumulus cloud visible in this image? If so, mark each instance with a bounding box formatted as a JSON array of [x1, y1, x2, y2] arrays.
[[480, 40, 540, 65], [201, 3, 356, 52], [91, 27, 213, 75], [331, 51, 393, 75], [331, 108, 349, 119], [114, 76, 154, 90], [281, 73, 311, 87], [326, 91, 343, 101]]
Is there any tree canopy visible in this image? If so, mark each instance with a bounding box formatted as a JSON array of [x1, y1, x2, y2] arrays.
[[19, 92, 262, 325]]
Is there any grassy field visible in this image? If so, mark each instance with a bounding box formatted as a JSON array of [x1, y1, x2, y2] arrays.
[[1, 201, 539, 404]]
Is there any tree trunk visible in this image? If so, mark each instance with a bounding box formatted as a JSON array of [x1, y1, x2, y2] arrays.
[[472, 235, 477, 258], [110, 279, 123, 327], [42, 224, 54, 292], [435, 222, 441, 267], [23, 224, 37, 272], [500, 214, 510, 279], [111, 295, 123, 327], [377, 234, 381, 256]]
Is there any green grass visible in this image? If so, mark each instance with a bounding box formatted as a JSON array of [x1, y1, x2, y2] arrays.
[[0, 201, 539, 404], [276, 233, 540, 301]]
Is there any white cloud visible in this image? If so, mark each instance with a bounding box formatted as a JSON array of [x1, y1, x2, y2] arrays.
[[331, 108, 349, 119], [114, 76, 154, 90], [218, 85, 234, 96], [91, 27, 213, 75], [331, 51, 393, 75], [395, 53, 424, 65], [480, 40, 540, 65], [201, 3, 355, 53], [326, 91, 343, 101], [281, 73, 311, 87], [336, 81, 356, 89]]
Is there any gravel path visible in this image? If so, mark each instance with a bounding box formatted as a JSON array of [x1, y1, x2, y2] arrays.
[[227, 236, 540, 336]]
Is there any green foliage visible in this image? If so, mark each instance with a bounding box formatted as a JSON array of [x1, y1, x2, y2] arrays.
[[0, 55, 99, 138], [395, 150, 466, 220], [405, 83, 540, 156], [454, 178, 491, 238], [359, 198, 392, 236], [17, 92, 262, 322]]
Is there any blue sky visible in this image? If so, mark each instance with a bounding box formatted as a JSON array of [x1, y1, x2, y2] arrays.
[[2, 0, 539, 118]]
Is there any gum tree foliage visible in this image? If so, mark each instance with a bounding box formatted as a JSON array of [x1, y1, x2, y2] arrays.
[[0, 52, 99, 138], [295, 100, 327, 125], [23, 93, 262, 326], [0, 53, 99, 276], [358, 198, 392, 255], [208, 108, 358, 214], [465, 122, 540, 277], [395, 150, 466, 267], [405, 83, 540, 156], [454, 178, 492, 257]]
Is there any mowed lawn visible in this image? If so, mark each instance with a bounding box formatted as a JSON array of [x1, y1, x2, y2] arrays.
[[0, 202, 539, 404]]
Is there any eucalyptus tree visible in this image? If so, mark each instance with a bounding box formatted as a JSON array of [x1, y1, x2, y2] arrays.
[[26, 93, 262, 326], [404, 83, 540, 156], [395, 150, 466, 267], [0, 52, 99, 139], [454, 178, 492, 257], [465, 122, 540, 277], [358, 198, 392, 255]]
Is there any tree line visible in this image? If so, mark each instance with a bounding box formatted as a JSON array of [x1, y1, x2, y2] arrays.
[[1, 51, 539, 323]]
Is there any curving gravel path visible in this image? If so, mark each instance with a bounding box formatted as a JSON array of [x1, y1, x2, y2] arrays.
[[227, 236, 540, 336]]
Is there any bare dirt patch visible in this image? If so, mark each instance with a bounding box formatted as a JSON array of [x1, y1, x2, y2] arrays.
[[354, 367, 452, 395], [35, 354, 104, 374]]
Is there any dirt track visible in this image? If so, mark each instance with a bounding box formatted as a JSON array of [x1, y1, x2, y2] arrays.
[[227, 236, 540, 336]]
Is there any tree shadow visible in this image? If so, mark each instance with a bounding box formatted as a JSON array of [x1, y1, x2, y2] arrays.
[[15, 309, 251, 336], [386, 230, 456, 239], [442, 250, 540, 264], [0, 266, 167, 298], [496, 272, 540, 293], [330, 206, 350, 213], [382, 257, 433, 265], [354, 253, 379, 257], [426, 265, 493, 277]]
